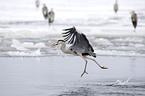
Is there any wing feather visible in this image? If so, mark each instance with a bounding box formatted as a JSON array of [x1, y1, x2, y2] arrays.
[[62, 26, 95, 54], [64, 33, 73, 41], [63, 33, 70, 37], [69, 34, 75, 44]]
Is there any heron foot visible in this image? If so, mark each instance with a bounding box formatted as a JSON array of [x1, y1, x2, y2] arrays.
[[81, 71, 88, 77], [101, 66, 108, 69]]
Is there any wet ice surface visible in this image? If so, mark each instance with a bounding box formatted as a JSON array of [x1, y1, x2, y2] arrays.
[[0, 57, 145, 96], [0, 0, 145, 96]]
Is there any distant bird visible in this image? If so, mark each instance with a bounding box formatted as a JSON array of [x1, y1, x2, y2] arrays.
[[51, 26, 108, 77], [48, 8, 55, 25], [36, 0, 40, 8], [114, 0, 118, 13], [42, 4, 48, 19], [131, 11, 137, 29]]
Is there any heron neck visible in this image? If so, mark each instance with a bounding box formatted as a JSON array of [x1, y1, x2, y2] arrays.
[[60, 42, 67, 53]]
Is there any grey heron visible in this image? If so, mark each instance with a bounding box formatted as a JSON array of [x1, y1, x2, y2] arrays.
[[51, 26, 108, 77], [131, 11, 137, 29], [36, 0, 40, 8], [42, 4, 48, 19], [114, 0, 118, 13], [48, 8, 55, 26]]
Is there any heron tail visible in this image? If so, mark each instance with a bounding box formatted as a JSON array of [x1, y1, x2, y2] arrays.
[[89, 51, 96, 58]]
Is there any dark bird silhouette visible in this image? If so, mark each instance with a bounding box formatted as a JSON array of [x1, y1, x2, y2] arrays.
[[114, 0, 118, 13], [42, 4, 48, 19], [48, 8, 55, 26], [51, 26, 108, 77], [131, 11, 137, 29]]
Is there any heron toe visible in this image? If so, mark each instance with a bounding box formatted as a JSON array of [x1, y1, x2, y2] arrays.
[[81, 71, 88, 77]]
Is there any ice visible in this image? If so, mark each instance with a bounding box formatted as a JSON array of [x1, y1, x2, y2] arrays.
[[11, 39, 46, 49], [0, 0, 145, 57], [11, 39, 29, 51], [95, 50, 145, 57], [8, 49, 41, 56], [130, 43, 144, 48], [22, 42, 46, 48], [11, 44, 29, 51], [113, 77, 132, 85], [94, 38, 113, 45], [4, 29, 55, 38], [0, 0, 145, 95]]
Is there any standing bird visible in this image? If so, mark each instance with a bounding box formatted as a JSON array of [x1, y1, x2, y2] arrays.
[[51, 26, 108, 77], [42, 4, 48, 19], [131, 11, 137, 29], [114, 0, 118, 13], [48, 8, 55, 26], [36, 0, 40, 8]]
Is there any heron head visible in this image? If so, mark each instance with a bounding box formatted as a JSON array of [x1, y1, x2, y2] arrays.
[[43, 4, 46, 6], [50, 40, 64, 47], [51, 8, 53, 11], [130, 11, 135, 14]]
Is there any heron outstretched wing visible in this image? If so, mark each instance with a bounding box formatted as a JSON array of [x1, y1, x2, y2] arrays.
[[62, 26, 95, 57]]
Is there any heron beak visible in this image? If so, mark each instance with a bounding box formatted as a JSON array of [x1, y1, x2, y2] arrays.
[[50, 42, 58, 47], [101, 66, 108, 69]]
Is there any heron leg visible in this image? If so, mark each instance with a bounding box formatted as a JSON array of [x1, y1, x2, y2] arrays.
[[85, 57, 108, 69], [81, 59, 88, 77], [80, 55, 88, 77]]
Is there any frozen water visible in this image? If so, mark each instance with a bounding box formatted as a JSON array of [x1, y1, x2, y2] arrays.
[[8, 49, 42, 56], [0, 0, 145, 96], [113, 77, 132, 85], [0, 57, 145, 96], [0, 0, 145, 95], [0, 0, 145, 57]]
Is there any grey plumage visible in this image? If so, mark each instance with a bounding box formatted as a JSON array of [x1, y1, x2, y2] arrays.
[[51, 26, 108, 77], [48, 8, 55, 25], [42, 4, 48, 19], [131, 11, 137, 29], [62, 26, 96, 57]]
